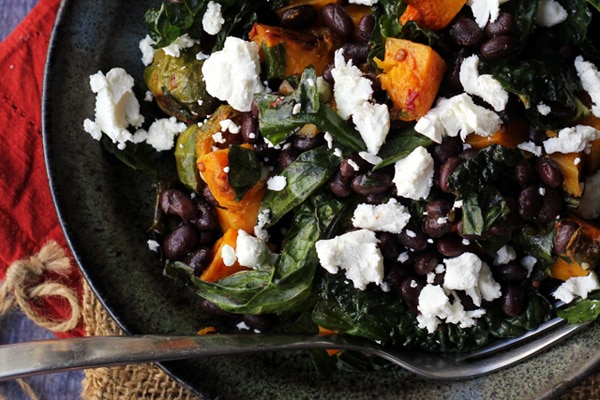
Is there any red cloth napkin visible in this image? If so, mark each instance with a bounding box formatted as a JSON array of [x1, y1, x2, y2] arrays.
[[0, 0, 85, 337]]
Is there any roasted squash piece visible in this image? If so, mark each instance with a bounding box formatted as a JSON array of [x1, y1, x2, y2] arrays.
[[375, 38, 446, 121], [400, 0, 467, 31], [197, 146, 266, 233], [249, 23, 337, 77], [194, 104, 242, 159], [549, 257, 589, 281], [548, 152, 584, 197], [465, 118, 529, 150], [200, 228, 250, 282], [550, 216, 600, 282]]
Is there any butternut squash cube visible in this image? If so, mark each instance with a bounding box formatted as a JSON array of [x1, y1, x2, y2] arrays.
[[400, 0, 467, 31], [200, 229, 250, 282], [548, 152, 584, 197], [465, 118, 529, 150], [375, 38, 446, 121]]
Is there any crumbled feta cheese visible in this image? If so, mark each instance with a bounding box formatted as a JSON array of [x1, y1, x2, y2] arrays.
[[543, 125, 600, 154], [348, 0, 378, 5], [83, 68, 144, 150], [520, 255, 537, 277], [202, 37, 265, 112], [219, 119, 240, 133], [397, 251, 410, 263], [443, 252, 501, 306], [147, 239, 160, 253], [163, 34, 197, 58], [202, 1, 225, 35], [221, 244, 237, 266], [494, 245, 517, 265], [576, 169, 600, 219], [574, 56, 600, 118], [140, 117, 187, 151], [358, 151, 382, 165], [331, 49, 390, 154], [517, 141, 543, 156], [467, 0, 510, 28], [459, 55, 508, 112], [536, 0, 568, 27], [392, 146, 434, 200], [267, 175, 287, 191], [254, 209, 271, 242], [235, 229, 275, 268], [352, 198, 411, 233], [553, 272, 600, 304], [315, 229, 384, 290], [139, 35, 156, 66], [537, 102, 551, 116], [414, 93, 502, 143]]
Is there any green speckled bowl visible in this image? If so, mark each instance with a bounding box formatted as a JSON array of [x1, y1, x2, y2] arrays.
[[42, 1, 600, 399]]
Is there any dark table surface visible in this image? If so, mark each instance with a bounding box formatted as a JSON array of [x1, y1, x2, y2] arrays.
[[0, 1, 84, 399]]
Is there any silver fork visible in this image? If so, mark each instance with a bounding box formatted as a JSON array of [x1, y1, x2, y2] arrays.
[[0, 317, 591, 381]]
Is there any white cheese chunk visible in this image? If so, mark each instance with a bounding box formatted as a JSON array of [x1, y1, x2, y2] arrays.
[[392, 146, 434, 200], [575, 56, 600, 118], [443, 252, 501, 306], [235, 229, 275, 268], [138, 117, 187, 151], [351, 102, 391, 155], [417, 285, 486, 333], [202, 1, 225, 35], [221, 244, 237, 267], [315, 229, 384, 290], [553, 272, 600, 304], [139, 35, 156, 66], [576, 169, 600, 219], [202, 37, 265, 112], [163, 34, 197, 58], [543, 125, 600, 154], [352, 198, 411, 233], [414, 93, 501, 143], [266, 175, 287, 191], [494, 245, 517, 265], [536, 0, 568, 27], [348, 0, 378, 5], [467, 0, 510, 28], [459, 55, 508, 112]]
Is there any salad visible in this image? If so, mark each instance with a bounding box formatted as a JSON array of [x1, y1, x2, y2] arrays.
[[84, 0, 600, 371]]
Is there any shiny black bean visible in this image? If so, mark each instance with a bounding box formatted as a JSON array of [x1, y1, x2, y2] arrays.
[[538, 187, 563, 224], [240, 112, 259, 144], [431, 136, 463, 164], [436, 234, 469, 257], [341, 43, 370, 64], [484, 12, 515, 36], [398, 225, 428, 251], [413, 252, 440, 276], [280, 5, 317, 29], [198, 298, 232, 317], [438, 156, 462, 193], [329, 171, 353, 198], [321, 3, 353, 38], [363, 191, 393, 205], [423, 215, 451, 238], [202, 185, 220, 207], [243, 314, 276, 332], [386, 264, 413, 291], [378, 232, 400, 261], [496, 263, 528, 282], [357, 13, 375, 43], [426, 199, 453, 218], [351, 171, 392, 195], [322, 62, 335, 84], [480, 35, 518, 60], [448, 17, 485, 48], [159, 188, 198, 221], [162, 223, 199, 260], [536, 157, 563, 188], [500, 283, 525, 317], [184, 247, 212, 275], [528, 126, 547, 145], [340, 154, 369, 178], [400, 277, 424, 314], [190, 197, 219, 231], [292, 132, 323, 151], [277, 147, 300, 170], [518, 186, 543, 222], [554, 220, 579, 255], [514, 159, 538, 188], [197, 229, 218, 245]]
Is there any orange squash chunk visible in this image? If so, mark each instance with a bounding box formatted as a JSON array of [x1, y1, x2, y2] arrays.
[[375, 38, 446, 121], [550, 257, 589, 281], [249, 23, 337, 77], [548, 153, 584, 197], [465, 118, 529, 150], [197, 146, 266, 233], [200, 229, 250, 282], [400, 0, 467, 31]]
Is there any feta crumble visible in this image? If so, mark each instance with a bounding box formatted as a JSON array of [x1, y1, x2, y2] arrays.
[[574, 56, 600, 118], [392, 146, 434, 200], [267, 175, 287, 191], [351, 198, 411, 233], [536, 0, 568, 27], [163, 34, 197, 58], [235, 229, 275, 268], [553, 272, 600, 304], [467, 0, 510, 28], [543, 125, 600, 154], [459, 55, 508, 112], [139, 35, 156, 66], [221, 244, 237, 267], [202, 1, 225, 35]]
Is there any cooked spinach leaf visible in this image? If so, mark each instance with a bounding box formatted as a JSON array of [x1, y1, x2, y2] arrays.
[[374, 125, 433, 170], [227, 144, 262, 201], [557, 290, 600, 323]]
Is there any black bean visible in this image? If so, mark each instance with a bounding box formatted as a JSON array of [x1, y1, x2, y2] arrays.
[[280, 5, 317, 29], [386, 264, 413, 291], [484, 12, 516, 36], [480, 35, 518, 60], [536, 157, 563, 189], [496, 263, 528, 282], [292, 132, 323, 151], [321, 4, 353, 38], [518, 186, 543, 222], [514, 159, 538, 188], [426, 199, 453, 218], [378, 232, 401, 261], [340, 153, 370, 178], [351, 171, 393, 195], [400, 277, 424, 314], [243, 314, 276, 332], [357, 13, 375, 43], [431, 136, 463, 164], [159, 188, 198, 221], [528, 126, 547, 145], [162, 223, 199, 260], [448, 17, 485, 48], [322, 62, 335, 84], [329, 171, 353, 198], [455, 290, 477, 311], [198, 298, 232, 317], [438, 157, 462, 193], [189, 197, 219, 231], [413, 252, 440, 276], [240, 112, 258, 144], [423, 215, 451, 238], [500, 283, 525, 317], [538, 187, 563, 224], [184, 247, 212, 275], [277, 147, 300, 170], [436, 234, 469, 257], [341, 43, 370, 64], [398, 225, 428, 251], [554, 220, 579, 255]]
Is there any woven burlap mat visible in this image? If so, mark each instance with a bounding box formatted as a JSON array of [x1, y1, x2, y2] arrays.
[[80, 280, 599, 399]]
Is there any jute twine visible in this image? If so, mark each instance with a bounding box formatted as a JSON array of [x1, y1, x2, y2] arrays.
[[1, 240, 600, 399]]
